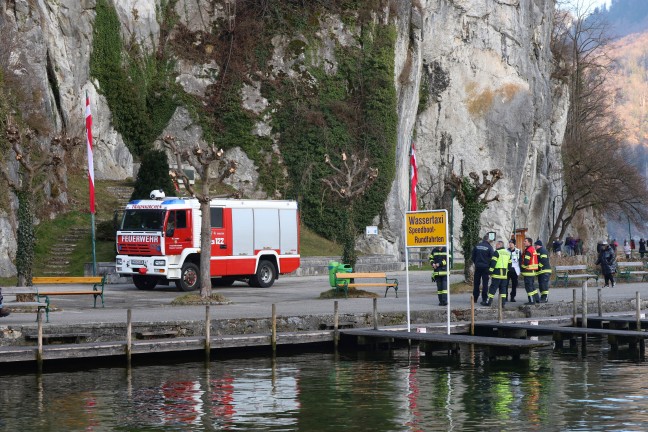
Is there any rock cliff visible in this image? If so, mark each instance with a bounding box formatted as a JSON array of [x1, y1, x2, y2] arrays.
[[0, 0, 591, 276]]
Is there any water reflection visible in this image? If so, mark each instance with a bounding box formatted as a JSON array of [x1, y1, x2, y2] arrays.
[[1, 341, 648, 431]]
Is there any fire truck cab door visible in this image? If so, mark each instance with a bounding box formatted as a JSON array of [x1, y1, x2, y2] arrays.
[[165, 210, 192, 254]]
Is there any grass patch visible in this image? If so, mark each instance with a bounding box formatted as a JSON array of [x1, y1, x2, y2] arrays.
[[408, 262, 465, 272], [0, 276, 17, 286], [319, 288, 379, 299], [171, 293, 231, 305], [450, 281, 473, 294], [301, 225, 343, 257]]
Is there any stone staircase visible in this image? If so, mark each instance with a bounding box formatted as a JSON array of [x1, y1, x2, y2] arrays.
[[106, 185, 134, 209], [41, 227, 90, 276]]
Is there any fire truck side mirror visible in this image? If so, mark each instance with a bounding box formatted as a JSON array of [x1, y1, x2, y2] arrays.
[[166, 227, 175, 237]]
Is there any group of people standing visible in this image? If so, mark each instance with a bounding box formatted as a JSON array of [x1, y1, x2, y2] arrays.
[[469, 235, 552, 307]]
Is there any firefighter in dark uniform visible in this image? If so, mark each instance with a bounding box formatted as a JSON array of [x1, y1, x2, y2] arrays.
[[471, 235, 494, 302], [534, 239, 552, 303], [430, 246, 448, 306], [521, 237, 541, 305], [481, 240, 511, 307]]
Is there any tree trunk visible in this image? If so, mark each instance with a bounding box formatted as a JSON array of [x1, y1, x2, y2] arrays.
[[342, 204, 357, 269], [199, 166, 212, 299], [16, 190, 35, 288]]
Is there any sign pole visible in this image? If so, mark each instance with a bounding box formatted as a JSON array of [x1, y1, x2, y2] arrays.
[[445, 215, 450, 335], [405, 241, 411, 332]]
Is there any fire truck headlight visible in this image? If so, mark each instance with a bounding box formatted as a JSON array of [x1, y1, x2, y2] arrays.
[[116, 258, 123, 265], [154, 260, 165, 266]]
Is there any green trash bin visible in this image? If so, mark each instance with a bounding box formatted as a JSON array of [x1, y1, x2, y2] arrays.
[[336, 263, 353, 286], [328, 261, 340, 288]]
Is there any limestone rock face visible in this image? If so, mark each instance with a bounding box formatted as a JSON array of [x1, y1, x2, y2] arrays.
[[359, 0, 566, 259], [0, 0, 579, 276]]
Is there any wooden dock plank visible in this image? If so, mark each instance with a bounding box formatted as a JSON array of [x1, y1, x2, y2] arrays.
[[576, 316, 648, 329], [0, 331, 336, 364], [474, 322, 648, 338], [340, 329, 552, 348]]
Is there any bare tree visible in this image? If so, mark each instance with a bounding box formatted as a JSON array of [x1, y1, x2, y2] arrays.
[[549, 1, 648, 242], [321, 152, 378, 269], [0, 117, 78, 287], [445, 169, 503, 281], [162, 135, 237, 298]]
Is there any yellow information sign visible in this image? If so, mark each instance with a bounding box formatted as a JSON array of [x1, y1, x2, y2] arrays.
[[405, 210, 447, 247]]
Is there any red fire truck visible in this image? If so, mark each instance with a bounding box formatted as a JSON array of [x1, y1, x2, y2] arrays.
[[116, 191, 300, 291]]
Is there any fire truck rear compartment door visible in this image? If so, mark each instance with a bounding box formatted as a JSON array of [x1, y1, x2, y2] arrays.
[[232, 209, 254, 256], [279, 209, 298, 254], [254, 209, 280, 251]]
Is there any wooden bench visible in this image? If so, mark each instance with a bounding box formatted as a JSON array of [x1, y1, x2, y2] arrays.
[[1, 287, 50, 321], [32, 275, 106, 311], [553, 265, 599, 287], [334, 272, 399, 298], [617, 262, 648, 281]]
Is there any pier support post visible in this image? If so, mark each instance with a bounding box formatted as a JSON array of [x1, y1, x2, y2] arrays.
[[498, 295, 503, 323], [36, 309, 43, 372], [373, 298, 378, 330], [334, 301, 339, 349], [597, 288, 602, 317], [205, 305, 211, 361], [470, 296, 475, 336], [126, 309, 132, 366], [582, 281, 588, 349], [572, 289, 577, 326], [636, 292, 641, 332], [272, 304, 277, 353]]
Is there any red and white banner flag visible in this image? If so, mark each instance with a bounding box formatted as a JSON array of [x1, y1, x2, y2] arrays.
[[85, 92, 95, 214], [410, 142, 418, 211]]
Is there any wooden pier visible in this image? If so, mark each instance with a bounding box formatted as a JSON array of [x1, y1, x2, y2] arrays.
[[474, 321, 648, 352], [0, 331, 333, 365], [576, 315, 648, 330], [340, 329, 552, 359]]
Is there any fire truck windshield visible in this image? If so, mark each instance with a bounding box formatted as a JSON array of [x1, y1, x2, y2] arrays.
[[121, 210, 165, 231]]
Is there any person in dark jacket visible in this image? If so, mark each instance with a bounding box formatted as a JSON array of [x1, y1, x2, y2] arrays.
[[430, 246, 448, 306], [535, 240, 552, 303], [640, 238, 646, 259], [471, 235, 494, 303], [0, 288, 9, 318], [596, 241, 617, 288], [552, 238, 563, 256]]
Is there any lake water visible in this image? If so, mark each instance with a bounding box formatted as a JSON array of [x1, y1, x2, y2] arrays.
[[1, 340, 647, 431]]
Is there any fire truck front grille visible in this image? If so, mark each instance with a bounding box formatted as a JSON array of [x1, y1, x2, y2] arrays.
[[120, 244, 157, 255]]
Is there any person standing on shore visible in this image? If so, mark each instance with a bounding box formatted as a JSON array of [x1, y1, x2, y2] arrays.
[[0, 288, 9, 318], [535, 240, 552, 303], [430, 246, 448, 306], [481, 240, 511, 307], [507, 239, 521, 302], [596, 241, 617, 288], [640, 238, 646, 259], [521, 237, 540, 305], [471, 235, 494, 303]]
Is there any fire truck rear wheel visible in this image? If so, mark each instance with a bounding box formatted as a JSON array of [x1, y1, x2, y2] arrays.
[[251, 260, 276, 288], [133, 275, 158, 290], [177, 262, 200, 291]]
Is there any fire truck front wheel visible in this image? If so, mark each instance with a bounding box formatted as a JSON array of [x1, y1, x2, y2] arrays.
[[133, 275, 158, 290], [176, 262, 200, 291], [250, 260, 276, 288]]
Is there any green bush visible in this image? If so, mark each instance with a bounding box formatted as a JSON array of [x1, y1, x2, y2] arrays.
[[131, 149, 177, 200]]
